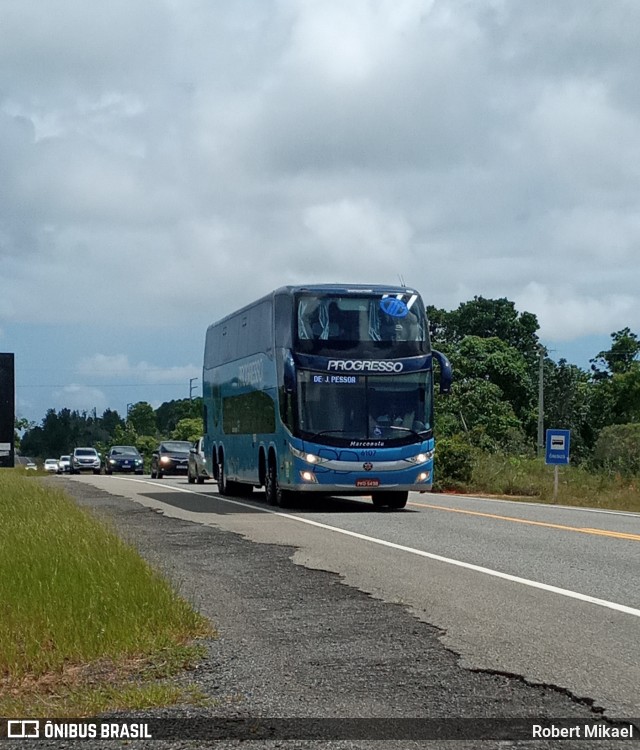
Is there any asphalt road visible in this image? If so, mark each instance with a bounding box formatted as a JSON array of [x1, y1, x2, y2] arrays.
[[37, 474, 640, 748]]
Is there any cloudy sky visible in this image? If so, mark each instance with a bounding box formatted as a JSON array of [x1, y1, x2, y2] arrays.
[[2, 0, 639, 424]]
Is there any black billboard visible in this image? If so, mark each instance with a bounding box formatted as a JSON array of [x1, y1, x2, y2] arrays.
[[0, 353, 15, 468]]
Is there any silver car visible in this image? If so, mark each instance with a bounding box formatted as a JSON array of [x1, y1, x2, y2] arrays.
[[71, 447, 101, 475], [187, 437, 211, 484]]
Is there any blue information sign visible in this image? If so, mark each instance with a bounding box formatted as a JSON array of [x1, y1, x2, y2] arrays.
[[545, 429, 571, 465]]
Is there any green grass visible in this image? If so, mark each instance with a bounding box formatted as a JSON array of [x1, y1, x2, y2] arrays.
[[0, 470, 213, 715], [456, 454, 640, 512]]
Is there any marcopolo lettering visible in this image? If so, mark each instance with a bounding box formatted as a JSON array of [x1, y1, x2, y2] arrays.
[[327, 360, 403, 373]]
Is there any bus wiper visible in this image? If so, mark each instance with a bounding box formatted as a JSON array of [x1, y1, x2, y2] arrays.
[[384, 425, 428, 441], [307, 429, 352, 442]]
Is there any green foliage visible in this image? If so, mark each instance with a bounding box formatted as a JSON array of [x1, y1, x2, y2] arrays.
[[436, 379, 527, 452], [434, 437, 474, 486], [543, 358, 593, 459], [590, 327, 640, 378], [0, 472, 211, 680], [156, 398, 203, 435], [127, 402, 157, 437], [428, 296, 539, 359], [592, 423, 640, 476], [171, 418, 202, 443]]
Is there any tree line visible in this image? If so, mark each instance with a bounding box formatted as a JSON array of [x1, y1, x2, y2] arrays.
[[18, 398, 204, 462], [429, 297, 640, 477]]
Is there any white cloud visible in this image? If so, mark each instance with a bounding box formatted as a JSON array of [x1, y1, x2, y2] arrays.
[[53, 385, 108, 414], [77, 354, 198, 384], [0, 0, 639, 357], [517, 283, 638, 342]]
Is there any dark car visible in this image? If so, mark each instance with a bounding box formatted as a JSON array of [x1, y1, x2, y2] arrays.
[[105, 445, 144, 475], [150, 441, 192, 478]]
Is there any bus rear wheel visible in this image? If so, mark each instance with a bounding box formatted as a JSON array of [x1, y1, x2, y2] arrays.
[[218, 457, 230, 495], [372, 491, 408, 510], [265, 461, 295, 508]]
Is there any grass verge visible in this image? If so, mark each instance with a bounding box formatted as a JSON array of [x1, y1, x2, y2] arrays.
[[0, 470, 214, 716], [442, 453, 640, 512]]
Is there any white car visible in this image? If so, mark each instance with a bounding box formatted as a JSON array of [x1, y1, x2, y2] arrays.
[[58, 455, 71, 474], [25, 461, 37, 471], [44, 458, 59, 473]]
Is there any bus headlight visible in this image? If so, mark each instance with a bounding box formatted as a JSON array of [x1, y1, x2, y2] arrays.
[[300, 471, 318, 482], [405, 452, 433, 465], [417, 471, 431, 482], [290, 445, 328, 465]]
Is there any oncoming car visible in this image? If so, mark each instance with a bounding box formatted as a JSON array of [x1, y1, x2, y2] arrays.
[[150, 441, 191, 479], [70, 447, 101, 475], [44, 458, 59, 473], [105, 445, 144, 475], [58, 455, 71, 474]]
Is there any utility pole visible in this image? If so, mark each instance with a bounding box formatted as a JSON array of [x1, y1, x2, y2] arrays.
[[189, 378, 198, 401], [537, 344, 544, 457]]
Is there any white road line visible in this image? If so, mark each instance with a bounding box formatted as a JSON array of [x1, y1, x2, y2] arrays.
[[106, 477, 640, 620]]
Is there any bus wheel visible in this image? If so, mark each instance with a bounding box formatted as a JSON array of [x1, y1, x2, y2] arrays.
[[218, 458, 229, 495], [265, 461, 278, 506], [372, 491, 408, 510]]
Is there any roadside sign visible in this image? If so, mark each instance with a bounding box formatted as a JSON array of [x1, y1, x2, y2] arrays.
[[545, 429, 570, 465]]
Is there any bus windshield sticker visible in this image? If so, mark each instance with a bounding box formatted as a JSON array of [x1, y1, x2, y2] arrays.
[[380, 297, 409, 318]]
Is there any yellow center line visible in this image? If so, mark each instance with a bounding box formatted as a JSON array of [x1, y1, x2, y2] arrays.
[[408, 501, 640, 542]]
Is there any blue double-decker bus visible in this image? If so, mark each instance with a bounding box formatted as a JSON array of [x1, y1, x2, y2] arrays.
[[202, 284, 451, 509]]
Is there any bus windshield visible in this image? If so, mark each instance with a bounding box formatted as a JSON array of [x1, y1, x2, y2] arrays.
[[296, 370, 432, 446], [295, 292, 429, 357]]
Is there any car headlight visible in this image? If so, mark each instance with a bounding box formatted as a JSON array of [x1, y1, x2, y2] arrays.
[[160, 456, 171, 464], [135, 459, 142, 465], [405, 452, 433, 465], [109, 459, 116, 464], [289, 445, 329, 465]]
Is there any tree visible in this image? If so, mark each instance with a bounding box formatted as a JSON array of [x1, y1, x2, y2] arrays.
[[155, 398, 203, 435], [428, 296, 539, 360], [590, 328, 640, 379], [127, 402, 157, 436], [436, 379, 528, 453], [100, 408, 124, 437], [14, 417, 31, 453], [592, 423, 640, 475], [543, 359, 593, 460], [171, 418, 202, 443]]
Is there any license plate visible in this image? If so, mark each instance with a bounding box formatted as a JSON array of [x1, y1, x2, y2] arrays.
[[356, 478, 380, 488]]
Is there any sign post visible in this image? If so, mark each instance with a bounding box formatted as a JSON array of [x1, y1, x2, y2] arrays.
[[545, 429, 571, 503], [0, 353, 15, 469]]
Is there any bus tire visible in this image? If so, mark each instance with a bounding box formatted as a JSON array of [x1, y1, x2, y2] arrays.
[[372, 491, 408, 510], [218, 458, 229, 495], [265, 460, 278, 506]]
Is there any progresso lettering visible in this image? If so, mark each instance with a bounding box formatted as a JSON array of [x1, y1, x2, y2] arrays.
[[327, 360, 404, 373]]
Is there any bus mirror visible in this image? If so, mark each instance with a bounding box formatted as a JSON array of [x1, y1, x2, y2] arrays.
[[433, 350, 452, 395]]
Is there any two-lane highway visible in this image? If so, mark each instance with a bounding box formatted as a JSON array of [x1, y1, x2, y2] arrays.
[[65, 474, 640, 717]]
